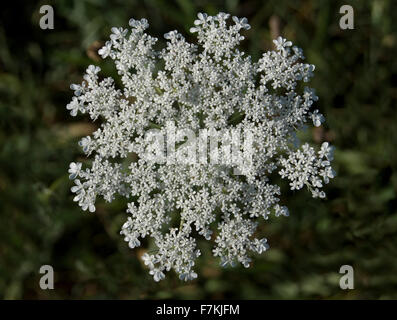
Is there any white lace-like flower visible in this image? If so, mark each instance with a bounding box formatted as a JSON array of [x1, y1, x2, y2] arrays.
[[67, 12, 335, 282]]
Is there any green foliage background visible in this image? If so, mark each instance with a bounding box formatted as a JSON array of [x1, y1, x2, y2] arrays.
[[0, 0, 396, 299]]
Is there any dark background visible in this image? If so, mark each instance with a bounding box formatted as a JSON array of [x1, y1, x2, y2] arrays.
[[0, 0, 396, 299]]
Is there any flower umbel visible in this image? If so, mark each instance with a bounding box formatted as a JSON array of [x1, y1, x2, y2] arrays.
[[67, 12, 335, 282]]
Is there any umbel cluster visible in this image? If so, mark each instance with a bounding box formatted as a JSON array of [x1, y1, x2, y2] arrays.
[[67, 12, 335, 282]]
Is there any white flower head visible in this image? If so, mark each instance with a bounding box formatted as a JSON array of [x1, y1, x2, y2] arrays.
[[67, 13, 335, 282]]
